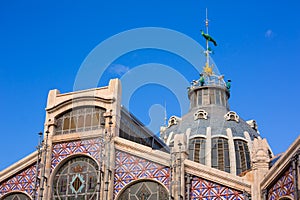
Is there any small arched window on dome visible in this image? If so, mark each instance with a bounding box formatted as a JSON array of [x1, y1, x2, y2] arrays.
[[194, 109, 208, 120], [234, 140, 251, 175], [224, 111, 239, 123], [167, 116, 179, 128], [211, 137, 230, 173], [189, 137, 206, 164]]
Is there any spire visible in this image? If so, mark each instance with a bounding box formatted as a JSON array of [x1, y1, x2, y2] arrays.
[[201, 8, 217, 77], [189, 9, 230, 92]]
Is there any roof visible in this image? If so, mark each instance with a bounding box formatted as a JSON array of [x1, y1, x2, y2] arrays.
[[165, 105, 259, 140]]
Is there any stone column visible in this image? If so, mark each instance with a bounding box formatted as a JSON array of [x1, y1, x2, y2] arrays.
[[292, 150, 300, 200], [226, 128, 236, 175], [43, 118, 56, 200], [103, 110, 115, 200], [251, 138, 270, 200], [298, 151, 300, 200], [172, 134, 187, 200]]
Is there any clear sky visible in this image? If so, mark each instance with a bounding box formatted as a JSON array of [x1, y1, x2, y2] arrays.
[[0, 0, 299, 170]]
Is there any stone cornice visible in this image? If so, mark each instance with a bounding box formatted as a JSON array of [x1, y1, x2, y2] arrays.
[[0, 151, 38, 183], [56, 86, 109, 97], [46, 96, 115, 114], [52, 131, 104, 143], [114, 137, 170, 167], [184, 159, 251, 193], [261, 135, 300, 190]]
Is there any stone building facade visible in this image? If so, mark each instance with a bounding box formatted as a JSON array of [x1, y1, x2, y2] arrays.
[[0, 76, 299, 200]]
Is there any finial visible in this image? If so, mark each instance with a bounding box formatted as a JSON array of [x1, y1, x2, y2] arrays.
[[201, 8, 217, 77], [205, 8, 209, 32], [164, 101, 167, 127]]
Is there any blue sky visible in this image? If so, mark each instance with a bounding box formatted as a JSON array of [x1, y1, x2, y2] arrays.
[[0, 0, 299, 170]]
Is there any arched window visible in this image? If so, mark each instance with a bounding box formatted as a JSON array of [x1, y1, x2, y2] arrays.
[[189, 138, 206, 164], [52, 156, 99, 199], [55, 106, 106, 135], [118, 180, 168, 200], [278, 197, 293, 200], [1, 192, 31, 200], [211, 137, 230, 173], [234, 140, 251, 175]]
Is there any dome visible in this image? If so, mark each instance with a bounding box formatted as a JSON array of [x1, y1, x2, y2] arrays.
[[161, 77, 260, 175], [165, 106, 259, 140]]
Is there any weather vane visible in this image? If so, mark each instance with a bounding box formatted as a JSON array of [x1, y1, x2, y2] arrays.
[[201, 8, 217, 77]]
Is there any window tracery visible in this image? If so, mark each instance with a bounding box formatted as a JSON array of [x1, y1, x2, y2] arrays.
[[234, 140, 251, 175], [211, 137, 230, 173], [55, 106, 106, 135], [1, 192, 31, 200], [118, 180, 168, 200], [52, 156, 99, 199], [189, 137, 206, 164]]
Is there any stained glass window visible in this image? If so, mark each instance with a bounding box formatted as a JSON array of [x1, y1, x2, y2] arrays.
[[234, 140, 251, 175], [118, 180, 168, 200], [189, 138, 206, 165], [211, 137, 230, 173], [52, 156, 99, 200], [55, 107, 106, 135], [1, 192, 31, 200]]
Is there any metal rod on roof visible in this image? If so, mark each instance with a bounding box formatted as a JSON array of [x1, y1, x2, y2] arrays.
[[38, 130, 49, 200], [33, 132, 43, 200]]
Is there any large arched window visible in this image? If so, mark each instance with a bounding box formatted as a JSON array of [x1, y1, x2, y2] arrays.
[[52, 156, 99, 199], [189, 138, 206, 164], [55, 106, 106, 135], [234, 140, 251, 175], [211, 137, 230, 173], [1, 192, 31, 200], [118, 180, 168, 200]]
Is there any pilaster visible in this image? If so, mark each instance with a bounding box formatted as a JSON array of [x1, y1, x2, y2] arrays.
[[171, 134, 187, 200], [205, 127, 211, 167], [226, 128, 236, 175], [251, 138, 270, 200]]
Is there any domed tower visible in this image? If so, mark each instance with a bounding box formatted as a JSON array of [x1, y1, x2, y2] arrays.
[[160, 14, 266, 176]]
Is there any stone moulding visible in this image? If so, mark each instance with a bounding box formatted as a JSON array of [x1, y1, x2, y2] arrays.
[[0, 151, 38, 183], [260, 136, 300, 190], [46, 96, 115, 114], [114, 137, 170, 167], [184, 159, 251, 193]]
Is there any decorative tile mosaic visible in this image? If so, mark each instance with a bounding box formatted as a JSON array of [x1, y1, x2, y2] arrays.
[[268, 165, 294, 200], [51, 138, 104, 170], [190, 176, 245, 200], [114, 150, 170, 197], [0, 164, 36, 197]]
